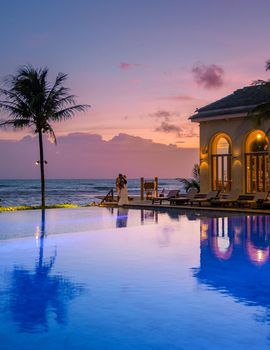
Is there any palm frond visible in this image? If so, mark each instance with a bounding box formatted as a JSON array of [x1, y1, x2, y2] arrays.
[[0, 118, 33, 129], [51, 104, 90, 121], [177, 178, 200, 192], [0, 65, 90, 134], [43, 73, 69, 110], [42, 122, 57, 144], [50, 72, 68, 91], [248, 102, 270, 125], [177, 178, 191, 192], [248, 70, 270, 127], [0, 100, 33, 122], [0, 88, 31, 110], [176, 163, 200, 192], [192, 164, 200, 181], [44, 89, 75, 112]]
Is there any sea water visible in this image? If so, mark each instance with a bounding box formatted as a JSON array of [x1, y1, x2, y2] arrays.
[[0, 178, 182, 206]]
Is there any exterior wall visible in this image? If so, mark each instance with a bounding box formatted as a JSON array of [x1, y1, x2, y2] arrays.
[[198, 115, 270, 193]]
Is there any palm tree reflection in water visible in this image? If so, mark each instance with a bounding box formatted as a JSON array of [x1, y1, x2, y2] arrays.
[[8, 209, 84, 333]]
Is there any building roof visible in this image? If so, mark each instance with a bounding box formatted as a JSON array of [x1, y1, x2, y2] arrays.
[[190, 84, 270, 121]]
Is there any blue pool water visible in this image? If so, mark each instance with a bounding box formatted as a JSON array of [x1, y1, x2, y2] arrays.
[[1, 208, 270, 349]]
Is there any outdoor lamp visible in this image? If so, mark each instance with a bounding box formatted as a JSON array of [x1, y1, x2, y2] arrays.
[[35, 160, 48, 165]]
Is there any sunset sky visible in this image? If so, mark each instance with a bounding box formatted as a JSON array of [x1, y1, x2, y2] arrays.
[[0, 0, 270, 177]]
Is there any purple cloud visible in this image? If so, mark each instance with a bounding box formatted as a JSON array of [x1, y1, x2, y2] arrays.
[[149, 110, 180, 121], [120, 62, 144, 70], [192, 63, 224, 89], [151, 110, 171, 121], [155, 122, 199, 139], [155, 122, 182, 136], [161, 94, 198, 102], [180, 127, 199, 138], [0, 133, 198, 179]]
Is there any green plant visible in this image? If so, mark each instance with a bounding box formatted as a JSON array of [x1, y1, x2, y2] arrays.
[[0, 66, 90, 208], [176, 163, 200, 192], [249, 60, 270, 130]]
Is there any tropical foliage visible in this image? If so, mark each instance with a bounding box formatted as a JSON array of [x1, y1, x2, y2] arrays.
[[249, 60, 270, 129], [177, 163, 200, 192], [0, 66, 90, 208]]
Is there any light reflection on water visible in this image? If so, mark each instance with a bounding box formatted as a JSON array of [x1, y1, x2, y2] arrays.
[[1, 210, 85, 334], [1, 208, 270, 349], [194, 216, 270, 314]]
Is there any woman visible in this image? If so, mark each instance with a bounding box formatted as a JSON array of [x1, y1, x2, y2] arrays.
[[115, 173, 123, 201], [118, 175, 129, 206]]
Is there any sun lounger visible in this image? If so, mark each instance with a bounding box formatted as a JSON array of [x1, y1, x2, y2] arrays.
[[151, 189, 180, 204], [236, 192, 269, 208], [169, 188, 198, 205], [189, 190, 220, 206], [261, 198, 270, 209], [210, 190, 241, 207]]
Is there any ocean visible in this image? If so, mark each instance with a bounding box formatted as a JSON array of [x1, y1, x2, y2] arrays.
[[0, 179, 183, 206]]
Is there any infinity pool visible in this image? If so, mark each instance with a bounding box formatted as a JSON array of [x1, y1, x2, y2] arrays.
[[1, 207, 270, 349]]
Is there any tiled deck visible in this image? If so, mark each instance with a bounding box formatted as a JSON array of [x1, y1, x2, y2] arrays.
[[100, 198, 270, 215]]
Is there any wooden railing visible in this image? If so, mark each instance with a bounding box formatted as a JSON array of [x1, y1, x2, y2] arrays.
[[100, 188, 115, 204]]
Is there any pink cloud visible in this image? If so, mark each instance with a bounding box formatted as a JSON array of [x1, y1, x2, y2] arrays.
[[129, 79, 141, 85], [155, 122, 199, 139], [192, 63, 224, 89], [0, 133, 198, 179], [150, 110, 171, 121], [165, 95, 197, 101], [178, 126, 199, 138], [156, 122, 182, 136], [120, 62, 144, 70], [149, 110, 180, 121], [160, 94, 203, 102]]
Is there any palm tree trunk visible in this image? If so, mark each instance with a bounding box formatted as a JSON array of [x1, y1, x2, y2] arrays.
[[38, 209, 46, 268], [265, 130, 270, 192], [38, 131, 46, 208]]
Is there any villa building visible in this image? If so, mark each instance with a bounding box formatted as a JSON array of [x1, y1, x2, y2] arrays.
[[191, 85, 270, 193]]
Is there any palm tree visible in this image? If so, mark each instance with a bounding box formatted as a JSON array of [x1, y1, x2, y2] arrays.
[[176, 163, 200, 192], [0, 66, 90, 208], [248, 60, 270, 189], [249, 60, 270, 128]]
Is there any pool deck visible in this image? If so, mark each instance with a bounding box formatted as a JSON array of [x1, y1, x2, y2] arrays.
[[100, 198, 270, 215]]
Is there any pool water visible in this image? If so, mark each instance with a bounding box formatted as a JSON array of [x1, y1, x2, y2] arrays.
[[1, 207, 270, 349]]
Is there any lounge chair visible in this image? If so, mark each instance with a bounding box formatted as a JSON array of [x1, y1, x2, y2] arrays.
[[169, 188, 198, 205], [261, 197, 270, 209], [210, 190, 241, 207], [151, 189, 179, 205], [236, 192, 269, 208], [189, 190, 220, 207]]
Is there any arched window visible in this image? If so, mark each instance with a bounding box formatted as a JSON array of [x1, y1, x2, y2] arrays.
[[211, 134, 232, 192], [216, 137, 231, 154], [245, 130, 269, 193]]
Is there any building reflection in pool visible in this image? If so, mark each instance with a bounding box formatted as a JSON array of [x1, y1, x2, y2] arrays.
[[194, 215, 270, 322], [1, 210, 85, 333], [140, 209, 158, 224]]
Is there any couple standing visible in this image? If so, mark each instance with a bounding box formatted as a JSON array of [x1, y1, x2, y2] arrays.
[[116, 173, 129, 206]]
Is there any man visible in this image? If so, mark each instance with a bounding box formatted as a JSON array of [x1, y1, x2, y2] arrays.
[[116, 174, 123, 201]]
